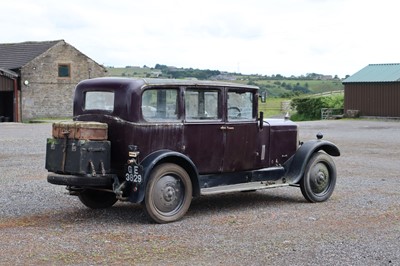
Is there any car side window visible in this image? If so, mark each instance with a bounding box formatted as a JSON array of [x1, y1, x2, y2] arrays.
[[227, 90, 255, 121], [142, 89, 179, 121], [185, 89, 221, 121]]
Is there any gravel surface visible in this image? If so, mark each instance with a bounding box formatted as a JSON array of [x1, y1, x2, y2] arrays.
[[0, 120, 399, 265]]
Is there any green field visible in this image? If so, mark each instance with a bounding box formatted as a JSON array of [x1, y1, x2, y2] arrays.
[[251, 79, 344, 98], [106, 66, 156, 77], [106, 66, 343, 93], [259, 98, 291, 118]]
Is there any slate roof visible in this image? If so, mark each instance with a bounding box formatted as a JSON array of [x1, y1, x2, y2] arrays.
[[343, 63, 400, 83], [0, 40, 62, 70]]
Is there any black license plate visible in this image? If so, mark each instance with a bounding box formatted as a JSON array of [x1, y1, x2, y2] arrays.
[[125, 163, 143, 184]]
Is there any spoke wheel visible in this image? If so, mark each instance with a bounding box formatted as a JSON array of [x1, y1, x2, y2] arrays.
[[300, 152, 337, 202], [145, 163, 192, 223], [78, 189, 117, 209]]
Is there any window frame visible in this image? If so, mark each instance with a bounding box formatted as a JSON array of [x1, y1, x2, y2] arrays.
[[141, 88, 181, 122], [84, 91, 115, 112], [58, 63, 71, 78], [184, 88, 222, 122], [226, 89, 257, 122]]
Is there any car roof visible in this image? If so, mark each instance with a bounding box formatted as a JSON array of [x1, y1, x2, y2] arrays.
[[79, 77, 259, 90], [141, 78, 259, 90]]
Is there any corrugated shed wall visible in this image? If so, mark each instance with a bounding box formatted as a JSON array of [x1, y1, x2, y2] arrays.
[[0, 75, 14, 92], [344, 82, 400, 117]]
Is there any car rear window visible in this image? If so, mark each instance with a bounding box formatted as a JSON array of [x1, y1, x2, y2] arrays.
[[84, 91, 114, 111]]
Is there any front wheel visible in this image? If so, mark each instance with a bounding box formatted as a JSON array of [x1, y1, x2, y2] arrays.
[[78, 189, 118, 209], [300, 152, 337, 202], [144, 163, 192, 223]]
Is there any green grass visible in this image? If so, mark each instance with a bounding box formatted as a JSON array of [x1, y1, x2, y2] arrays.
[[106, 67, 344, 93], [25, 117, 72, 123], [253, 79, 343, 97], [259, 98, 290, 118], [106, 67, 156, 78]]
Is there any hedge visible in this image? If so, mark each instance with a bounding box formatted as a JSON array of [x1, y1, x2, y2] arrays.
[[290, 94, 344, 121]]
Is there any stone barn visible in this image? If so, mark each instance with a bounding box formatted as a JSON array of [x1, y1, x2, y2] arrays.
[[0, 40, 106, 122], [343, 63, 400, 118]]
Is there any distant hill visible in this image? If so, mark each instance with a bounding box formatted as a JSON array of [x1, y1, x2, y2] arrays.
[[106, 66, 159, 78], [106, 65, 343, 97]]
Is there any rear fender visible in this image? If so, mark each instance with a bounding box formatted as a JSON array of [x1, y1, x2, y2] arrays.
[[283, 140, 340, 184], [128, 150, 199, 203]]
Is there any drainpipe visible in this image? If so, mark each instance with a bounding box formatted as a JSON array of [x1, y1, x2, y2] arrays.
[[13, 78, 19, 122]]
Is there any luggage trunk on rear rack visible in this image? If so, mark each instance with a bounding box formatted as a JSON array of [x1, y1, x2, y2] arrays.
[[45, 121, 111, 176]]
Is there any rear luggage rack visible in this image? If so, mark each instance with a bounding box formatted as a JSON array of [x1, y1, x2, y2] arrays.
[[47, 173, 115, 187]]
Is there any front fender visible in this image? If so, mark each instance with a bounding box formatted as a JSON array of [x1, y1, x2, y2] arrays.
[[128, 150, 199, 203], [283, 140, 340, 184]]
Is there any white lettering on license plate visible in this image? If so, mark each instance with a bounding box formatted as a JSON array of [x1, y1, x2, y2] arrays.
[[125, 165, 142, 183]]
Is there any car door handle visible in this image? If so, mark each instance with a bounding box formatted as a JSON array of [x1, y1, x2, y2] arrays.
[[220, 126, 234, 130]]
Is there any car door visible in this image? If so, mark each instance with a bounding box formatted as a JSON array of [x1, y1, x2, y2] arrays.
[[223, 89, 258, 172], [183, 87, 225, 174]]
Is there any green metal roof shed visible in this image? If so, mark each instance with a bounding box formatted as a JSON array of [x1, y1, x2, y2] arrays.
[[343, 63, 400, 83], [342, 63, 400, 118]]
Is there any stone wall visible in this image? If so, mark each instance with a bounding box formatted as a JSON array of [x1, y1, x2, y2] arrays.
[[20, 41, 106, 121]]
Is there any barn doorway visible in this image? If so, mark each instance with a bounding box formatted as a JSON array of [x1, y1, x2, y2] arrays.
[[0, 74, 16, 122], [0, 69, 18, 122], [0, 91, 14, 122]]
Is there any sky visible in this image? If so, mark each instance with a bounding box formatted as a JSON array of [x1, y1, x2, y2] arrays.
[[1, 0, 399, 78]]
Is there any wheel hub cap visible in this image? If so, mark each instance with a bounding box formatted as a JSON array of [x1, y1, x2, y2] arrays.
[[311, 163, 330, 194], [163, 186, 176, 202], [153, 175, 183, 214]]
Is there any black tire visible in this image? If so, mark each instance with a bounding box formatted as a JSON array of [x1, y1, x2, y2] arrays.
[[144, 163, 192, 223], [78, 189, 118, 209], [300, 152, 337, 203]]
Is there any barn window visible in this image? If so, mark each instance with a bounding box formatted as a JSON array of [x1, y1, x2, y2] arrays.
[[58, 64, 70, 77]]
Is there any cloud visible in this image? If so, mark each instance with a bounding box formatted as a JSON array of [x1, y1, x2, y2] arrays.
[[1, 0, 400, 77]]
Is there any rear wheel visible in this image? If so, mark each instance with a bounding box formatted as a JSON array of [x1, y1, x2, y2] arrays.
[[300, 152, 337, 202], [145, 163, 192, 223], [78, 189, 117, 209]]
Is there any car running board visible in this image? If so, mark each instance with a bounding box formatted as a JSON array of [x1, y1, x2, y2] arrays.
[[200, 181, 290, 196]]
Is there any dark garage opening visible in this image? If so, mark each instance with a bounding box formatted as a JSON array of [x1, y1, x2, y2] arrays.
[[0, 91, 14, 122]]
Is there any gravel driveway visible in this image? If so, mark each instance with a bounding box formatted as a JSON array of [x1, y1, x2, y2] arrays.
[[0, 120, 399, 265]]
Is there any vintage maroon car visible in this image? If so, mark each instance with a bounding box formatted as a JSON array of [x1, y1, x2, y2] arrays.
[[46, 78, 340, 223]]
